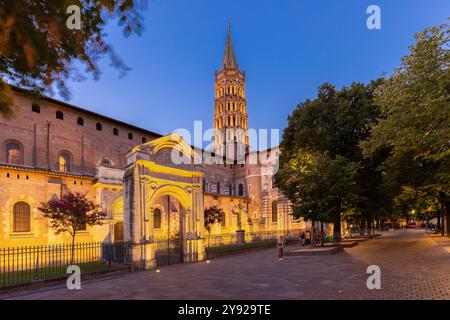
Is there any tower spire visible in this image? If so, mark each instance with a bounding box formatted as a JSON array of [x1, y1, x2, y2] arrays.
[[222, 21, 237, 70]]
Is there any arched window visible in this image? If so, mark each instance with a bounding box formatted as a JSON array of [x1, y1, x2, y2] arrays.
[[5, 141, 23, 165], [238, 183, 244, 196], [100, 159, 112, 167], [96, 122, 102, 131], [58, 152, 72, 172], [128, 133, 133, 140], [56, 111, 64, 120], [154, 208, 161, 229], [77, 117, 84, 126], [217, 182, 221, 194], [271, 200, 278, 223], [113, 128, 119, 136], [142, 137, 147, 143], [13, 202, 30, 232]]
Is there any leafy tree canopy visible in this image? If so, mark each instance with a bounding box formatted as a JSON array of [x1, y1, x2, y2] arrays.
[[38, 191, 106, 237], [276, 80, 385, 240], [0, 0, 144, 115], [361, 21, 450, 225], [362, 22, 449, 162]]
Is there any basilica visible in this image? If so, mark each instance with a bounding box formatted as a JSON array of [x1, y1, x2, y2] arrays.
[[0, 25, 306, 268]]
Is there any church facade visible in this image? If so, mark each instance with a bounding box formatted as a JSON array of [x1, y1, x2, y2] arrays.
[[0, 26, 306, 267]]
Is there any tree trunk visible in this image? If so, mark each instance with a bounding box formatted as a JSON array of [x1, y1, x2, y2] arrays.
[[71, 234, 76, 265], [320, 221, 324, 247], [441, 208, 445, 236], [333, 212, 341, 242], [446, 203, 450, 237], [208, 231, 211, 248], [436, 209, 441, 230]]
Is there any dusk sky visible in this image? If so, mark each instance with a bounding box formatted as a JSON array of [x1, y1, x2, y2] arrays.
[[58, 0, 449, 146]]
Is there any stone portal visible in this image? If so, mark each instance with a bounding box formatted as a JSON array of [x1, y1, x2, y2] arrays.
[[123, 134, 205, 269]]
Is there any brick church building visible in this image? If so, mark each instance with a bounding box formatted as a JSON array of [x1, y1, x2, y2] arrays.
[[0, 25, 306, 266]]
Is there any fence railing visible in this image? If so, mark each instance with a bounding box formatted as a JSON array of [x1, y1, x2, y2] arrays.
[[205, 229, 303, 248], [0, 241, 131, 288]]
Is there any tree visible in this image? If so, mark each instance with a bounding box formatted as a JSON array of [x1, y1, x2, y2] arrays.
[[0, 0, 145, 116], [276, 149, 359, 242], [276, 81, 385, 241], [204, 206, 225, 246], [362, 21, 450, 235], [38, 191, 107, 263]]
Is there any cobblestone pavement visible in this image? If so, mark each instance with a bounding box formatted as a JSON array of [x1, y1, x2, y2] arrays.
[[3, 230, 450, 300]]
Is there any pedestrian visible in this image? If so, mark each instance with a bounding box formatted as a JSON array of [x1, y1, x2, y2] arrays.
[[277, 236, 284, 260], [305, 230, 311, 245], [320, 230, 326, 247], [300, 232, 306, 246]]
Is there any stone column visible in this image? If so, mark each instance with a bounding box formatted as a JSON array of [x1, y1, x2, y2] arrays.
[[124, 163, 156, 270]]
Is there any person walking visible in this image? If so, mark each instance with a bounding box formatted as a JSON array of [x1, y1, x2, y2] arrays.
[[305, 230, 311, 246], [277, 236, 284, 260], [320, 230, 326, 247], [300, 232, 306, 246]]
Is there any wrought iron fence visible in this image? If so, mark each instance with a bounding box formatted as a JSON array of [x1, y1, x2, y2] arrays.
[[205, 229, 303, 248], [0, 241, 131, 288]]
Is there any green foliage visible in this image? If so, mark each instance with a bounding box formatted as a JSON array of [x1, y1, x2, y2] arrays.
[[204, 206, 225, 234], [361, 21, 450, 223], [362, 22, 450, 162], [38, 191, 107, 237], [277, 150, 358, 222], [0, 0, 144, 115], [276, 80, 386, 240]]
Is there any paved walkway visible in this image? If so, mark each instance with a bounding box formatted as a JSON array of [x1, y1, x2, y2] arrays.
[[3, 230, 450, 300]]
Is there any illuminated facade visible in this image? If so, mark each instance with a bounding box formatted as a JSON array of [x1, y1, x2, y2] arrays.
[[0, 25, 305, 267]]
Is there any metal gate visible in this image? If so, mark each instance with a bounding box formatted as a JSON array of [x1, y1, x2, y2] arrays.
[[155, 238, 183, 266]]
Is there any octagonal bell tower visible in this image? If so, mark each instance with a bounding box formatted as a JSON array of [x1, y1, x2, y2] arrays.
[[213, 22, 249, 160]]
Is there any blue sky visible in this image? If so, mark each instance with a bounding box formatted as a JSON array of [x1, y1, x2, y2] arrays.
[[59, 0, 449, 145]]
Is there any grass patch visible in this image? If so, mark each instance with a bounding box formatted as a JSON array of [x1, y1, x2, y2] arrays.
[[1, 261, 114, 287]]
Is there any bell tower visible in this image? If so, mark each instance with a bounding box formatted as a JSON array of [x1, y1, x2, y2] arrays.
[[213, 22, 249, 159]]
